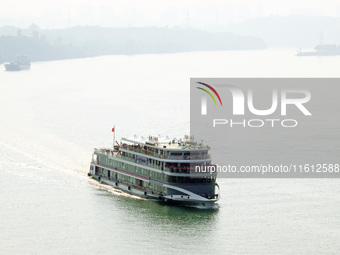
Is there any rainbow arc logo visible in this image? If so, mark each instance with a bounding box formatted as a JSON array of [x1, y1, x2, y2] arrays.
[[196, 82, 222, 115], [196, 82, 223, 106]]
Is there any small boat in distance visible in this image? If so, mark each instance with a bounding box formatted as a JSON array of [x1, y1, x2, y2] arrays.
[[296, 44, 340, 56], [4, 55, 31, 71], [89, 134, 220, 208]]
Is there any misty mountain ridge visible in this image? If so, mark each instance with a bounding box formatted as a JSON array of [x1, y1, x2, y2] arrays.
[[0, 26, 266, 63], [2, 15, 339, 63]]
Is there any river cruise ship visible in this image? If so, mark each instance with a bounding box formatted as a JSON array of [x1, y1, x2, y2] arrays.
[[89, 135, 219, 207]]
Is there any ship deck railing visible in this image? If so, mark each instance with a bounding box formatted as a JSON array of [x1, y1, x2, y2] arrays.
[[94, 148, 117, 157], [91, 159, 216, 176], [93, 149, 215, 174], [94, 147, 210, 160], [119, 144, 211, 160]]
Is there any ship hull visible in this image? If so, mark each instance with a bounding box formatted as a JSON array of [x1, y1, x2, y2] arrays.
[[4, 63, 30, 71], [89, 170, 219, 208], [296, 52, 340, 56]]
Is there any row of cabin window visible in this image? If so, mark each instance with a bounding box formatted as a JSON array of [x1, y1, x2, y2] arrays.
[[97, 167, 164, 193], [98, 156, 214, 183], [100, 154, 209, 173], [98, 156, 165, 182]]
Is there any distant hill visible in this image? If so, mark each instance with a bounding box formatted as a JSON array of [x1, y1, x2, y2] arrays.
[[0, 35, 82, 62], [0, 26, 267, 63], [223, 15, 340, 48]]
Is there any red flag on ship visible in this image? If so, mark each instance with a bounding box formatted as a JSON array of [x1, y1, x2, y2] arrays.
[[112, 127, 115, 132]]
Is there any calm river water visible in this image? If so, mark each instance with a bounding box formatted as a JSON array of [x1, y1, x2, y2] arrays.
[[1, 49, 340, 254]]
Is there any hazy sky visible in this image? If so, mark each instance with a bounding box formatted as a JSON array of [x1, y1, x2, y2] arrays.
[[1, 0, 340, 28]]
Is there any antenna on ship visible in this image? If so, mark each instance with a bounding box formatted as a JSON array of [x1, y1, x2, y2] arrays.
[[112, 125, 115, 150]]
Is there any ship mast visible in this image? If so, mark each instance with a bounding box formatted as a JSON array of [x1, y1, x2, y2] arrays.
[[112, 125, 115, 150]]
